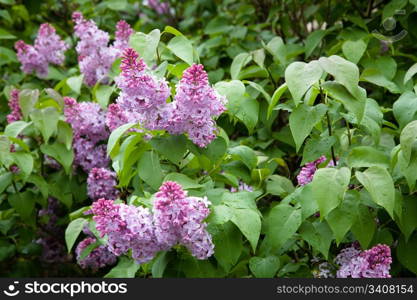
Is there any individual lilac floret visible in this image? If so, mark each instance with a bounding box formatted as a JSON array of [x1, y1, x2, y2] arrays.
[[15, 40, 48, 77], [34, 23, 69, 65], [230, 181, 253, 193], [76, 237, 117, 271], [64, 97, 109, 143], [297, 155, 336, 186], [15, 23, 68, 78], [153, 181, 215, 259], [73, 137, 110, 172], [87, 168, 119, 201], [115, 48, 171, 130], [91, 199, 160, 263], [7, 89, 22, 123], [72, 12, 133, 86], [335, 244, 392, 278], [169, 64, 226, 148]]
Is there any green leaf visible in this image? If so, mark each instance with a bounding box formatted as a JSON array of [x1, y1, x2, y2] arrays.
[[322, 81, 366, 123], [397, 233, 417, 275], [342, 39, 367, 64], [351, 203, 376, 248], [0, 173, 12, 194], [152, 252, 171, 278], [252, 49, 265, 69], [400, 120, 417, 165], [65, 218, 87, 253], [264, 204, 302, 252], [305, 30, 328, 58], [163, 173, 202, 189], [40, 142, 74, 174], [105, 257, 140, 278], [167, 35, 194, 66], [19, 89, 39, 120], [249, 256, 280, 278], [94, 85, 114, 108], [231, 53, 251, 80], [311, 167, 351, 219], [67, 75, 83, 95], [4, 121, 32, 138], [164, 25, 183, 36], [404, 63, 417, 84], [326, 190, 360, 245], [356, 166, 395, 219], [11, 152, 33, 178], [230, 208, 261, 252], [265, 175, 294, 198], [393, 92, 417, 129], [8, 191, 35, 222], [289, 103, 327, 151], [267, 83, 287, 119], [27, 174, 48, 199], [150, 135, 187, 165], [302, 135, 336, 165], [57, 121, 73, 150], [360, 68, 400, 94], [285, 61, 323, 106], [228, 145, 257, 169], [361, 98, 383, 143], [31, 107, 60, 143], [212, 222, 243, 273], [319, 55, 363, 101], [347, 146, 390, 169], [138, 151, 163, 190], [299, 220, 334, 259], [107, 123, 136, 157], [129, 29, 160, 65], [0, 28, 16, 39], [397, 195, 417, 242]]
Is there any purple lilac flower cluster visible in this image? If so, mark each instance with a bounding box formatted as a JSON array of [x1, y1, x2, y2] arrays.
[[36, 198, 71, 264], [91, 181, 214, 263], [15, 23, 68, 78], [111, 48, 226, 147], [7, 89, 22, 123], [75, 237, 117, 271], [146, 0, 170, 15], [87, 167, 119, 201], [64, 97, 110, 172], [335, 244, 392, 278], [230, 181, 253, 192], [72, 12, 133, 86], [297, 155, 335, 186]]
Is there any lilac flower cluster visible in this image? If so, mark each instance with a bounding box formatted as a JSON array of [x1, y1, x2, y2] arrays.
[[87, 167, 119, 201], [335, 244, 392, 278], [146, 0, 170, 15], [37, 198, 71, 264], [76, 237, 117, 271], [64, 97, 110, 172], [230, 181, 253, 193], [7, 89, 22, 123], [112, 48, 227, 148], [91, 181, 214, 263], [15, 23, 68, 78], [72, 12, 133, 86], [91, 199, 160, 263], [297, 155, 335, 186], [153, 181, 215, 259]]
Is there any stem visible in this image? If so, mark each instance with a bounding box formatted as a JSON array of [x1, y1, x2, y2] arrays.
[[320, 85, 337, 166], [345, 118, 352, 146]]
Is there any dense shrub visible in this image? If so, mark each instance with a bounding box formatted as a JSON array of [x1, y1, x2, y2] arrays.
[[1, 0, 417, 278]]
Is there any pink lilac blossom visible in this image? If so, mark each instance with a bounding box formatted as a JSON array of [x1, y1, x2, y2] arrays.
[[168, 64, 226, 148], [335, 244, 392, 278], [91, 199, 160, 263], [87, 168, 119, 201], [76, 237, 117, 271], [153, 181, 215, 259], [297, 155, 335, 186], [72, 12, 133, 86], [147, 0, 170, 15], [115, 48, 171, 130], [7, 89, 22, 123], [73, 137, 110, 172], [64, 97, 109, 143], [34, 23, 68, 65], [106, 103, 129, 131], [15, 23, 68, 78]]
